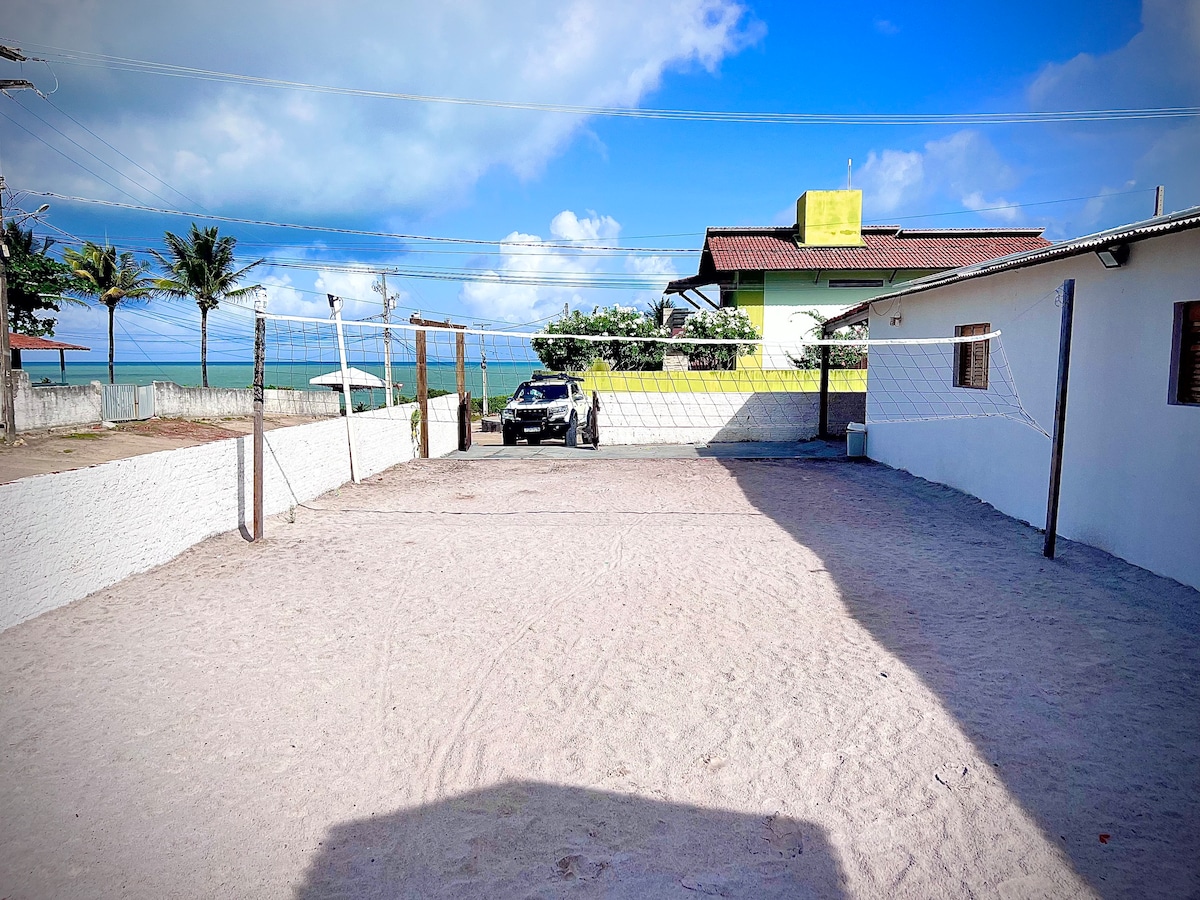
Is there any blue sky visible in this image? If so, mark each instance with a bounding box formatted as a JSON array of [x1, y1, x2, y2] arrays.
[[2, 0, 1197, 363]]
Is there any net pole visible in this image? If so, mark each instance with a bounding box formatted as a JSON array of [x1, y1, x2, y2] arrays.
[[416, 329, 429, 459], [381, 275, 393, 408], [330, 295, 360, 484], [252, 300, 265, 542], [1044, 278, 1075, 559], [818, 343, 831, 438]]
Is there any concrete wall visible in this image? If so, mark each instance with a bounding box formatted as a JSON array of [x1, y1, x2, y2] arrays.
[[597, 390, 864, 444], [153, 383, 340, 418], [0, 393, 460, 631], [865, 228, 1200, 590], [153, 382, 251, 418], [7, 375, 340, 433], [263, 388, 340, 417], [12, 371, 103, 431]]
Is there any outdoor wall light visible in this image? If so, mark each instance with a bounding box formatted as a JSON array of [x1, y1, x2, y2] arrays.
[[1095, 244, 1130, 268]]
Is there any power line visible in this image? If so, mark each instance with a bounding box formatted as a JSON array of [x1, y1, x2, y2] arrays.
[[8, 39, 1200, 125], [23, 191, 693, 251], [8, 93, 186, 210]]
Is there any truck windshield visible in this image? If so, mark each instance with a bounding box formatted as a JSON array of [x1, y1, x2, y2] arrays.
[[514, 383, 568, 401]]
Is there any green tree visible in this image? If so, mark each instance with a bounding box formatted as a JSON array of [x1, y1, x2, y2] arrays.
[[787, 309, 867, 370], [646, 296, 675, 327], [677, 307, 759, 370], [63, 241, 156, 384], [3, 223, 85, 337], [151, 224, 262, 387], [531, 306, 667, 372]]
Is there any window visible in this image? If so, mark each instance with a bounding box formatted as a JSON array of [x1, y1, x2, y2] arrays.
[[1169, 301, 1200, 406], [954, 323, 990, 390], [828, 278, 885, 288]]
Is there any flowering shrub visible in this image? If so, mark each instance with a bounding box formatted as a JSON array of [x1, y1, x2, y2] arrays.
[[787, 309, 868, 370], [677, 307, 760, 370], [532, 306, 668, 371]]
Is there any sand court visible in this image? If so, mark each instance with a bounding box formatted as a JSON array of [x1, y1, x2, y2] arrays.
[[1, 457, 1197, 898]]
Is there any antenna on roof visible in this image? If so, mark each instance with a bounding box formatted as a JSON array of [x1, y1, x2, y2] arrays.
[[847, 158, 852, 190]]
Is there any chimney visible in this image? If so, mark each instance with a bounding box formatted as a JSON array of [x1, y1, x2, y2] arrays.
[[796, 190, 865, 247]]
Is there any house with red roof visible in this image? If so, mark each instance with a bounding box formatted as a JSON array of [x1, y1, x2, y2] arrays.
[[666, 189, 1050, 368]]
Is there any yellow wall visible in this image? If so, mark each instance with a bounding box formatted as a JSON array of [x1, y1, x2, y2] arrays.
[[577, 369, 865, 394], [796, 190, 865, 246], [735, 288, 765, 368]]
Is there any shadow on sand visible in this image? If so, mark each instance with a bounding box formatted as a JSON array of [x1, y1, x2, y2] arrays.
[[719, 458, 1200, 899], [294, 781, 847, 899]]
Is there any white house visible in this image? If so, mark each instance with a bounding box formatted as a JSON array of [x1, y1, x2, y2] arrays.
[[824, 207, 1200, 590]]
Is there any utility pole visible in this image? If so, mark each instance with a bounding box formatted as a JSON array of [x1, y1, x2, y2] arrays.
[[473, 324, 490, 415], [0, 175, 16, 439], [1154, 185, 1165, 217], [373, 274, 396, 407]]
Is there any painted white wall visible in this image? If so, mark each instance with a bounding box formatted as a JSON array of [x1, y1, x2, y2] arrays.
[[0, 394, 460, 631], [12, 371, 103, 431], [598, 391, 864, 444], [866, 228, 1200, 590], [755, 271, 935, 369]]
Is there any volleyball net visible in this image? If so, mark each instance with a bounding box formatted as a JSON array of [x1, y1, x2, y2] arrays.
[[255, 311, 1048, 450]]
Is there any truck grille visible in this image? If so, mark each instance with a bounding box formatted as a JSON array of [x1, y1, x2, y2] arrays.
[[515, 408, 545, 422]]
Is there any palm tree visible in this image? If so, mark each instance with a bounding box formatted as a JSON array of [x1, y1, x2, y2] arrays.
[[63, 242, 156, 384], [152, 224, 262, 387]]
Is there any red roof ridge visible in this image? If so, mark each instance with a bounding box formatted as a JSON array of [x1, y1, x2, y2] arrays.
[[8, 333, 91, 351]]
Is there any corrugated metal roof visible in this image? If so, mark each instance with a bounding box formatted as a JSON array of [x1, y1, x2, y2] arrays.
[[820, 205, 1200, 333]]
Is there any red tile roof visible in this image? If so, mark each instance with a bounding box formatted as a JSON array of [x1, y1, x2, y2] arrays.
[[8, 333, 90, 351], [667, 225, 1051, 291]]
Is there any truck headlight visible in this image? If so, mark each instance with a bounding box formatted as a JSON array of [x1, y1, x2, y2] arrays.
[[548, 401, 570, 419], [501, 409, 516, 421]]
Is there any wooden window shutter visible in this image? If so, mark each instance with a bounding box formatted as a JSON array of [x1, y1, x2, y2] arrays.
[[1173, 301, 1200, 405], [954, 323, 990, 390]]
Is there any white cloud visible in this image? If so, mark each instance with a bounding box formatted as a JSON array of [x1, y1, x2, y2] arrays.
[[459, 210, 677, 323], [857, 130, 1019, 221], [5, 0, 760, 217], [1027, 0, 1200, 220]]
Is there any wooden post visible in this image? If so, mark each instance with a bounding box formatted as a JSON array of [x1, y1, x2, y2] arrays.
[[818, 343, 831, 439], [252, 307, 266, 542], [416, 329, 429, 459], [1044, 278, 1075, 559], [591, 391, 600, 449], [458, 390, 472, 451], [59, 348, 66, 385]]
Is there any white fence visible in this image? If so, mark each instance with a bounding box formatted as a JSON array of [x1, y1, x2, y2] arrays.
[[0, 395, 459, 632]]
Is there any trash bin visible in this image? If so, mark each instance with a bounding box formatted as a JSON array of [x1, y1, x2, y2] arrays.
[[846, 422, 866, 458]]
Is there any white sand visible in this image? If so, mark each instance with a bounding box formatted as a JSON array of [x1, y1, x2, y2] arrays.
[[1, 458, 1197, 899]]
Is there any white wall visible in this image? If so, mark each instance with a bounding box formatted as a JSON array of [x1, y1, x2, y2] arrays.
[[154, 383, 340, 418], [0, 394, 460, 631], [866, 229, 1200, 590], [597, 391, 864, 444], [12, 371, 103, 431]]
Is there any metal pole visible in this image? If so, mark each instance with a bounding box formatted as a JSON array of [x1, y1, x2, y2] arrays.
[[1043, 278, 1075, 559], [818, 343, 831, 439], [1154, 185, 1164, 217], [0, 176, 16, 439], [252, 294, 266, 541], [381, 274, 393, 408], [330, 294, 360, 483]]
